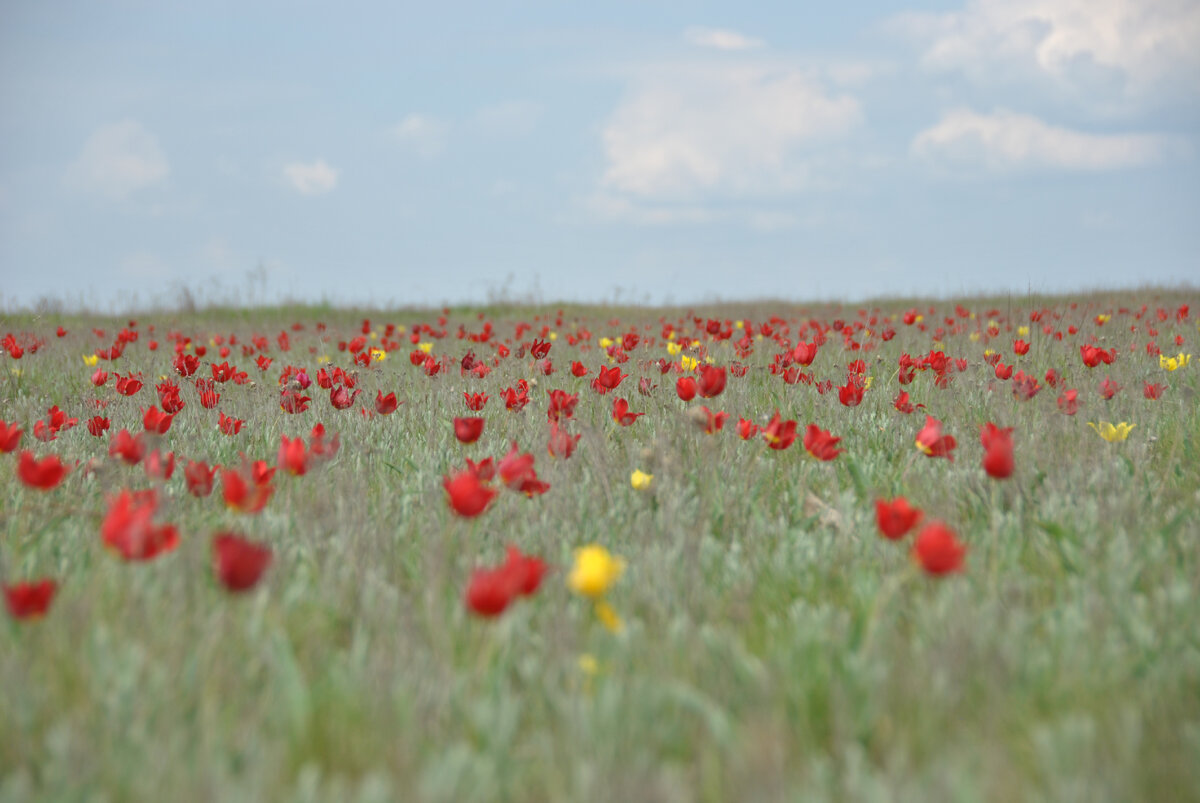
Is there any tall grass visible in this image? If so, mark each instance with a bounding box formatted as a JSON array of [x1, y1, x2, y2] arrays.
[[1, 291, 1197, 802]]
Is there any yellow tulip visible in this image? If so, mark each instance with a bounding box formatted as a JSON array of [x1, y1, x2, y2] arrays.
[[598, 337, 613, 349], [418, 342, 433, 354], [82, 354, 99, 366], [1088, 421, 1134, 442], [567, 545, 625, 599], [1017, 325, 1029, 336], [1160, 352, 1191, 371], [680, 355, 698, 372], [630, 469, 654, 491], [666, 342, 682, 356]]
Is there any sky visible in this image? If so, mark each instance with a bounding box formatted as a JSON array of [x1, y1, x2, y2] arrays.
[[1, 0, 1197, 311]]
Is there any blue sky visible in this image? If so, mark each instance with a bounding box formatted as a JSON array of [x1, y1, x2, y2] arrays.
[[2, 0, 1197, 310]]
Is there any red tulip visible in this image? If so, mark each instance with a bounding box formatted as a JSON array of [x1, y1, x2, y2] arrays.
[[737, 418, 760, 440], [547, 422, 581, 459], [443, 470, 497, 517], [212, 533, 273, 592], [0, 420, 22, 453], [278, 436, 309, 475], [17, 451, 68, 490], [222, 468, 274, 514], [502, 545, 547, 596], [185, 460, 217, 497], [913, 521, 966, 576], [218, 412, 245, 435], [4, 579, 57, 620], [87, 416, 111, 437], [547, 389, 579, 422], [696, 406, 728, 434], [915, 415, 956, 461], [465, 457, 496, 482], [462, 392, 488, 411], [612, 397, 644, 426], [465, 566, 516, 617], [570, 361, 589, 377], [697, 365, 726, 398], [591, 365, 627, 394], [837, 377, 865, 407], [875, 497, 922, 540], [803, 425, 844, 461], [143, 450, 175, 481], [454, 417, 485, 444], [1143, 382, 1166, 400], [330, 385, 360, 410], [101, 489, 180, 561], [792, 342, 818, 366], [196, 379, 221, 409], [1098, 376, 1121, 400], [762, 411, 797, 450], [675, 376, 697, 401], [91, 368, 109, 386], [980, 422, 1014, 479], [498, 443, 536, 490], [1057, 388, 1080, 415]]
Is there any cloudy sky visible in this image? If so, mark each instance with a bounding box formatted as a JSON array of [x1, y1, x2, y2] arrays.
[[1, 0, 1197, 310]]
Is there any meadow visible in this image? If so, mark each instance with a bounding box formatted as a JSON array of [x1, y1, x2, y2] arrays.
[[1, 290, 1198, 802]]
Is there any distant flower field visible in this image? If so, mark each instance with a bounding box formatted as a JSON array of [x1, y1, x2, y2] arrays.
[[1, 292, 1197, 801]]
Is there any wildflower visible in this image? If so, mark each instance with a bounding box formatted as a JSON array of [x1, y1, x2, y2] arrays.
[[803, 425, 844, 461], [278, 436, 309, 475], [462, 392, 488, 411], [697, 365, 726, 398], [212, 533, 273, 592], [1160, 352, 1191, 371], [465, 566, 517, 617], [592, 365, 627, 394], [1088, 421, 1134, 442], [875, 497, 922, 540], [443, 470, 497, 517], [915, 415, 956, 461], [82, 354, 99, 367], [17, 451, 69, 490], [762, 411, 798, 450], [612, 398, 644, 426], [4, 580, 58, 620], [567, 545, 625, 599], [675, 376, 697, 401], [87, 416, 111, 437], [143, 450, 175, 481], [91, 368, 109, 386], [693, 406, 729, 434], [0, 420, 22, 453], [101, 489, 180, 561], [498, 443, 536, 490], [375, 391, 401, 415], [108, 429, 146, 465], [218, 412, 245, 435], [1098, 376, 1121, 400], [980, 422, 1014, 479], [1057, 389, 1080, 416], [547, 422, 581, 458], [330, 385, 360, 410], [547, 389, 579, 422], [736, 418, 760, 440], [837, 377, 865, 407], [453, 417, 485, 444], [793, 342, 817, 365], [185, 460, 217, 497], [1143, 382, 1167, 400], [196, 379, 221, 409], [630, 469, 654, 490], [912, 521, 966, 575], [530, 338, 552, 359], [173, 353, 199, 377], [222, 468, 274, 514]]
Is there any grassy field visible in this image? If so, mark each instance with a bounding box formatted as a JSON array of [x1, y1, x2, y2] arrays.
[[1, 291, 1198, 802]]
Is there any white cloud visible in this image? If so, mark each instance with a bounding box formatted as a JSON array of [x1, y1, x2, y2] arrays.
[[66, 120, 169, 199], [393, 113, 447, 157], [683, 27, 765, 51], [282, 160, 339, 196], [912, 108, 1178, 170], [601, 63, 860, 200], [894, 0, 1200, 102]]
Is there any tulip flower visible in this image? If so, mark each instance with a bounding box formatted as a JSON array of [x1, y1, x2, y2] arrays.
[[222, 468, 274, 514], [212, 533, 273, 592], [3, 579, 57, 620], [875, 497, 922, 540], [567, 545, 625, 599], [804, 425, 844, 461], [980, 422, 1014, 479], [462, 392, 488, 411], [0, 420, 22, 453], [185, 460, 217, 497], [630, 469, 654, 490], [101, 489, 180, 561], [547, 422, 581, 459], [1057, 389, 1080, 416], [675, 376, 697, 401], [915, 415, 957, 461], [913, 521, 966, 576], [453, 417, 485, 444], [278, 436, 309, 475], [218, 412, 245, 436], [612, 398, 644, 426], [443, 470, 497, 517], [375, 391, 401, 415], [1088, 421, 1134, 442], [1160, 352, 1191, 371], [17, 451, 69, 490], [762, 411, 798, 451], [697, 365, 726, 398]]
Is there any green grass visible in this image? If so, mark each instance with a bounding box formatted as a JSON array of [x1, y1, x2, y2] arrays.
[[1, 291, 1198, 802]]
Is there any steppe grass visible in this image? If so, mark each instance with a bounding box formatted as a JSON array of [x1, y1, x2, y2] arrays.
[[1, 291, 1198, 802]]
